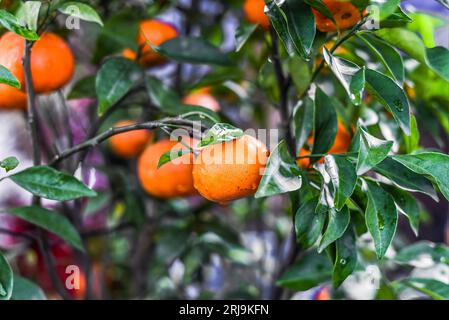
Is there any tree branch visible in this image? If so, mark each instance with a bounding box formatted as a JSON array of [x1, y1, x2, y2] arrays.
[[50, 118, 199, 166]]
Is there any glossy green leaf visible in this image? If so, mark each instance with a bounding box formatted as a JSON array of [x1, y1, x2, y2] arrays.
[[365, 69, 410, 135], [57, 2, 104, 26], [356, 127, 393, 175], [333, 227, 357, 288], [401, 278, 449, 300], [10, 166, 97, 201], [158, 149, 192, 169], [293, 97, 314, 152], [11, 276, 46, 300], [382, 184, 420, 236], [0, 65, 21, 89], [96, 57, 140, 114], [8, 206, 84, 251], [16, 1, 41, 31], [392, 152, 449, 201], [395, 241, 449, 266], [311, 87, 338, 158], [358, 33, 404, 84], [68, 75, 96, 99], [277, 251, 332, 291], [295, 198, 326, 248], [0, 9, 39, 40], [0, 252, 13, 300], [375, 0, 401, 20], [255, 140, 302, 198], [155, 37, 232, 66], [304, 0, 336, 24], [364, 179, 398, 259], [375, 28, 449, 82], [374, 157, 438, 201], [0, 156, 19, 172], [404, 115, 420, 154], [145, 76, 219, 122], [235, 22, 257, 52], [323, 48, 364, 105], [324, 155, 357, 210], [318, 206, 351, 253], [198, 123, 244, 147]]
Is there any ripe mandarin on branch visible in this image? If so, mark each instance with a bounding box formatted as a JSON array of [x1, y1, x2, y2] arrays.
[[193, 135, 269, 203], [297, 120, 351, 168], [312, 0, 361, 33], [243, 0, 270, 30], [109, 120, 153, 159], [122, 19, 178, 67], [0, 32, 74, 109], [138, 138, 197, 198]]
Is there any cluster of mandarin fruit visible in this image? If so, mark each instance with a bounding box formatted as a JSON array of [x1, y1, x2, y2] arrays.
[[0, 0, 358, 205]]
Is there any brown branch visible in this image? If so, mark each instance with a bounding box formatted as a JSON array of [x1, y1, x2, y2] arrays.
[[50, 118, 199, 166]]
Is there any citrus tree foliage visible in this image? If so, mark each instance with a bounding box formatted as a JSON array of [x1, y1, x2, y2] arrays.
[[0, 0, 449, 300]]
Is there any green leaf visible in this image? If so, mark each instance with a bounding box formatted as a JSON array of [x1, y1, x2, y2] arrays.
[[381, 184, 420, 236], [0, 9, 39, 40], [11, 276, 46, 300], [10, 166, 97, 201], [57, 2, 104, 26], [0, 156, 19, 172], [318, 206, 351, 253], [358, 33, 404, 84], [374, 157, 438, 201], [16, 1, 41, 31], [68, 75, 96, 99], [235, 22, 257, 52], [376, 0, 401, 20], [311, 87, 338, 158], [196, 233, 252, 266], [96, 57, 140, 114], [356, 127, 393, 175], [158, 149, 192, 169], [333, 227, 357, 288], [293, 97, 314, 152], [400, 278, 449, 300], [283, 0, 316, 59], [404, 115, 420, 154], [277, 250, 332, 291], [324, 155, 357, 210], [198, 123, 244, 147], [295, 198, 326, 248], [8, 206, 84, 251], [375, 28, 449, 82], [0, 251, 13, 300], [392, 152, 449, 202], [323, 48, 364, 105], [395, 241, 449, 266], [0, 65, 21, 89], [365, 69, 410, 135], [364, 179, 398, 259], [145, 76, 219, 122], [304, 0, 336, 25], [255, 141, 302, 198], [154, 37, 232, 66]]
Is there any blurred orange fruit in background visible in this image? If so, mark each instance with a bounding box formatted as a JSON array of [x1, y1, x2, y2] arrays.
[[109, 120, 153, 158], [243, 0, 270, 30], [138, 138, 197, 198], [312, 0, 361, 33]]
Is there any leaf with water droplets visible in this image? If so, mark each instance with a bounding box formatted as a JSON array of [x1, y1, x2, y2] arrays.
[[333, 226, 357, 288], [365, 69, 410, 135], [364, 179, 398, 259]]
